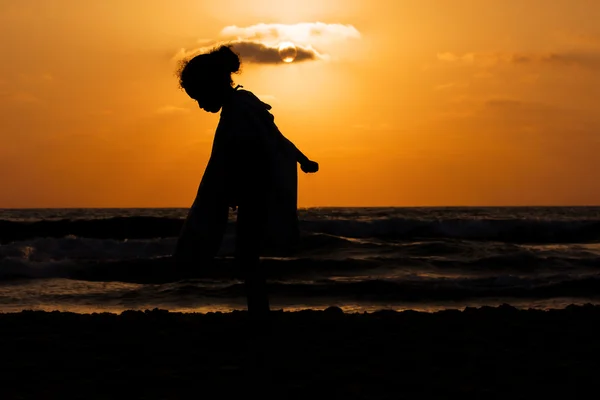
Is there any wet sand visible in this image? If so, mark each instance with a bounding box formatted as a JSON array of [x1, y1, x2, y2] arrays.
[[2, 304, 600, 399]]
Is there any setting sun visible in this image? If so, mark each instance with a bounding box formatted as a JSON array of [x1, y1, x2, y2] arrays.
[[278, 41, 297, 63]]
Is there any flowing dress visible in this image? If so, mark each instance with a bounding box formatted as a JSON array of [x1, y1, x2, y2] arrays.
[[175, 88, 300, 263]]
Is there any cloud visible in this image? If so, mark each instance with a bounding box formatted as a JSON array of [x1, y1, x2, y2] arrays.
[[220, 22, 361, 45], [437, 51, 600, 70], [353, 123, 395, 131], [554, 31, 600, 49], [174, 22, 360, 65], [449, 96, 550, 111], [434, 82, 469, 91], [255, 94, 277, 103], [434, 96, 543, 121], [512, 53, 600, 69], [174, 40, 324, 65], [11, 91, 40, 104], [16, 72, 55, 84], [155, 105, 190, 115], [480, 98, 579, 122], [484, 98, 524, 108], [437, 96, 579, 126], [231, 41, 323, 64]]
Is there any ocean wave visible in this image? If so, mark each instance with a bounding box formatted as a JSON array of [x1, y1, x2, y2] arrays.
[[2, 250, 600, 284], [0, 256, 381, 283], [2, 216, 600, 244], [5, 274, 600, 304], [264, 275, 600, 301], [0, 233, 374, 268], [302, 218, 600, 243], [216, 275, 600, 301], [0, 217, 184, 243], [0, 236, 177, 261]]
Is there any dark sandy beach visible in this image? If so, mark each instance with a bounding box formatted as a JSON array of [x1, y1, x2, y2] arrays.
[[2, 305, 600, 399]]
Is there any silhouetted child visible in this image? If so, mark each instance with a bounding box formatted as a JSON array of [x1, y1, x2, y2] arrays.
[[174, 45, 318, 316]]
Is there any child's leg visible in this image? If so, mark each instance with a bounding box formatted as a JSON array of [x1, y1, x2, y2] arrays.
[[235, 202, 269, 315]]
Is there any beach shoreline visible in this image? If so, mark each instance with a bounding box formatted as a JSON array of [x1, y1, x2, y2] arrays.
[[2, 304, 600, 399]]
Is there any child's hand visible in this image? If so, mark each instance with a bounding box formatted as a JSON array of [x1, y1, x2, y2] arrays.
[[301, 160, 319, 173]]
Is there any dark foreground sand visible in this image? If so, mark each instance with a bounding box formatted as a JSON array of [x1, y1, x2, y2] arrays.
[[2, 305, 600, 399]]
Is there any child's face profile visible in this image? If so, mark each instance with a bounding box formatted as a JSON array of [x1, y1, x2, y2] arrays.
[[185, 85, 222, 113], [185, 76, 230, 113]]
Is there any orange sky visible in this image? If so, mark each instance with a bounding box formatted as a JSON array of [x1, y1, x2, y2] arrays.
[[1, 0, 600, 207]]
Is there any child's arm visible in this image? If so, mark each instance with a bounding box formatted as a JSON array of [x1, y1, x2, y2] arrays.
[[275, 126, 319, 173]]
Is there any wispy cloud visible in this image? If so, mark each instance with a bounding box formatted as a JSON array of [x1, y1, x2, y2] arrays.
[[436, 96, 568, 122], [434, 82, 469, 91], [11, 91, 41, 104], [220, 22, 361, 45], [554, 31, 600, 49], [353, 123, 395, 131], [256, 94, 277, 104], [437, 51, 600, 70], [17, 72, 55, 84], [174, 40, 324, 64], [155, 105, 190, 115], [484, 98, 526, 109], [174, 22, 361, 65], [232, 41, 324, 64]]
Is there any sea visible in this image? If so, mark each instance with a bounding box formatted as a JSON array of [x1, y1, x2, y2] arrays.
[[1, 207, 600, 314]]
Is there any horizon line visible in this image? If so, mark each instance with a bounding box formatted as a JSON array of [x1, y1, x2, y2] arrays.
[[2, 205, 600, 210]]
